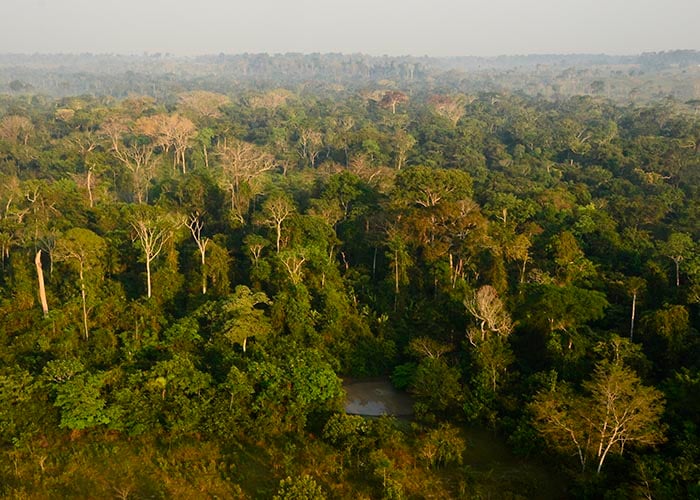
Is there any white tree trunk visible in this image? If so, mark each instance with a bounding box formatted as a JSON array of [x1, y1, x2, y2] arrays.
[[630, 292, 637, 340], [79, 263, 89, 339], [35, 250, 49, 316], [146, 257, 152, 298]]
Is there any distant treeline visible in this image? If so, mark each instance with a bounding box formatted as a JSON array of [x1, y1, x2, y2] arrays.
[[1, 50, 699, 101]]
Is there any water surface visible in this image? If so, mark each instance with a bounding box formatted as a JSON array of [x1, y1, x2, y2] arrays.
[[343, 378, 413, 416]]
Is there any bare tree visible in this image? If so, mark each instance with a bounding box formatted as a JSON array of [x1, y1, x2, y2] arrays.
[[177, 91, 230, 119], [279, 250, 307, 285], [244, 234, 269, 267], [102, 116, 159, 203], [185, 213, 210, 294], [428, 94, 472, 126], [216, 139, 275, 224], [247, 89, 293, 111], [153, 114, 196, 174], [35, 250, 49, 317], [297, 128, 323, 168], [626, 277, 646, 340], [259, 194, 295, 254], [131, 210, 182, 298], [71, 131, 101, 207], [0, 115, 34, 145], [392, 129, 416, 170], [464, 285, 513, 345], [408, 337, 454, 359]]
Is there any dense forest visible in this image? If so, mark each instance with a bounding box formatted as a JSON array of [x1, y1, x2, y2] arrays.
[[2, 51, 700, 102], [0, 52, 699, 498]]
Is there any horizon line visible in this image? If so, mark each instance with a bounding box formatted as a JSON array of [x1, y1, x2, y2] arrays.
[[1, 49, 697, 59]]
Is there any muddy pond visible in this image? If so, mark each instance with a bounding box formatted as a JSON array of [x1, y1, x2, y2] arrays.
[[343, 378, 413, 417]]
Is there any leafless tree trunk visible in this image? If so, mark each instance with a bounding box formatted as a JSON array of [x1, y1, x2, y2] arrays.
[[630, 292, 637, 340], [261, 195, 294, 254], [186, 213, 210, 294], [35, 250, 49, 316], [78, 262, 89, 339], [131, 214, 179, 298]]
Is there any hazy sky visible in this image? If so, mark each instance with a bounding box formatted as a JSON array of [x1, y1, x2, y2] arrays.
[[1, 0, 698, 56]]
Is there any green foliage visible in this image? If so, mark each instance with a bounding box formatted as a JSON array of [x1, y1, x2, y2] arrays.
[[322, 413, 371, 466], [0, 68, 698, 498], [531, 360, 666, 474], [522, 284, 608, 335], [417, 423, 466, 468], [411, 358, 463, 422], [219, 285, 271, 352], [273, 475, 326, 500], [54, 372, 111, 430], [393, 165, 473, 208], [391, 362, 417, 390], [248, 343, 342, 433]]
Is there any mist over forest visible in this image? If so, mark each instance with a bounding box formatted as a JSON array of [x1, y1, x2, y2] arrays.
[[2, 50, 699, 101]]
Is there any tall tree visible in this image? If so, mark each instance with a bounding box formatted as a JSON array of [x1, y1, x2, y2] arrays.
[[177, 91, 230, 120], [131, 208, 182, 298], [55, 228, 107, 339], [379, 91, 409, 115], [35, 249, 49, 317], [464, 285, 513, 345], [153, 113, 196, 174], [259, 193, 295, 254], [102, 116, 160, 203], [216, 139, 275, 224], [0, 115, 33, 145], [218, 285, 271, 353], [626, 276, 646, 340], [531, 361, 666, 474], [428, 94, 472, 126], [464, 285, 515, 407], [659, 232, 695, 287], [185, 213, 210, 294]]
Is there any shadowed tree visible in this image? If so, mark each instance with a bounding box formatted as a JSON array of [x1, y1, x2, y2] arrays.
[[626, 276, 646, 340], [659, 232, 695, 287], [55, 228, 107, 339], [385, 226, 412, 307], [185, 213, 210, 294], [297, 127, 324, 168]]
